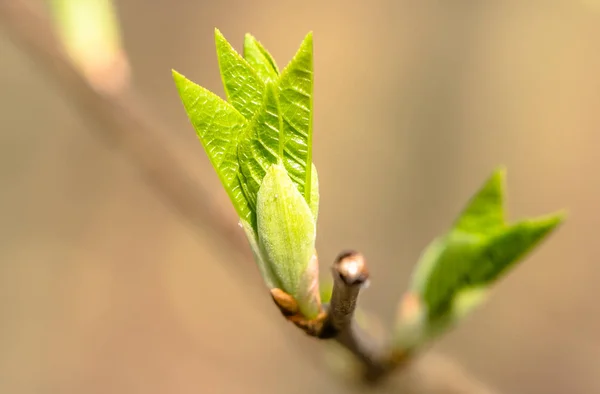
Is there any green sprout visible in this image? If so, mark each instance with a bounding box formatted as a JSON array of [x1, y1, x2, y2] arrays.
[[173, 29, 320, 320], [394, 169, 564, 351], [172, 29, 565, 353]]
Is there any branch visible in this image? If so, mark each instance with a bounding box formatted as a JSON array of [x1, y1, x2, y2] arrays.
[[0, 0, 252, 264], [325, 251, 369, 333], [318, 252, 404, 383]]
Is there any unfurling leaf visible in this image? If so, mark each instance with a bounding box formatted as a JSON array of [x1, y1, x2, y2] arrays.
[[395, 168, 565, 348], [237, 83, 282, 210], [215, 28, 264, 119], [172, 70, 253, 223], [173, 31, 321, 320], [257, 164, 319, 319], [278, 32, 314, 202]]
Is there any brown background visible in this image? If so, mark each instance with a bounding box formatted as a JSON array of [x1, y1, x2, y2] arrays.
[[1, 0, 599, 393]]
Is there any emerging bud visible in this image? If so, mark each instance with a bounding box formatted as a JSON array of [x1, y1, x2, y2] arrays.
[[256, 164, 321, 319]]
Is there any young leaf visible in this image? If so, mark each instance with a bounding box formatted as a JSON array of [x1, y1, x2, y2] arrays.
[[172, 70, 253, 223], [415, 232, 482, 320], [237, 83, 282, 209], [472, 214, 565, 284], [240, 219, 281, 290], [407, 169, 565, 325], [244, 33, 279, 82], [257, 164, 318, 318], [215, 29, 265, 120], [278, 32, 314, 202], [419, 212, 563, 323], [453, 167, 505, 234]]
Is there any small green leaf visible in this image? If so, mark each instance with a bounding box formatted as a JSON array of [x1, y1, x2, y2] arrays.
[[278, 32, 314, 202], [237, 83, 282, 209], [406, 169, 565, 326], [244, 33, 279, 82], [415, 232, 482, 320], [453, 167, 505, 234], [215, 29, 265, 120], [474, 213, 565, 283], [257, 164, 318, 318], [172, 70, 252, 223]]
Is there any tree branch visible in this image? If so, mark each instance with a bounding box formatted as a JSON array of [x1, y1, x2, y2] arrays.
[[0, 0, 252, 263], [318, 252, 405, 383], [325, 251, 369, 333]]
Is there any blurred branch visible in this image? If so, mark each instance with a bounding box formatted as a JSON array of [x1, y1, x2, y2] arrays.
[[0, 1, 499, 392], [48, 0, 129, 94], [0, 0, 251, 262]]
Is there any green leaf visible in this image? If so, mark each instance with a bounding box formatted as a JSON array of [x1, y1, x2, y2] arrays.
[[414, 232, 482, 320], [407, 169, 565, 325], [215, 29, 265, 120], [244, 33, 279, 82], [453, 167, 505, 234], [172, 70, 252, 223], [309, 163, 319, 220], [278, 32, 314, 202], [237, 82, 282, 209], [473, 214, 564, 284], [240, 219, 281, 290], [236, 81, 321, 221], [257, 164, 318, 318]]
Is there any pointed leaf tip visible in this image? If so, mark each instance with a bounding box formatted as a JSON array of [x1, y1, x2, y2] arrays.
[[243, 33, 280, 81], [171, 68, 252, 222], [172, 69, 185, 83], [453, 167, 506, 235], [277, 31, 315, 203], [215, 29, 264, 120], [523, 210, 566, 233], [473, 210, 565, 285]]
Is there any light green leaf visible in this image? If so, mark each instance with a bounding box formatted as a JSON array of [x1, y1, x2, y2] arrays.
[[257, 164, 318, 318], [215, 28, 264, 120], [237, 83, 282, 209], [309, 163, 319, 220], [244, 33, 279, 82], [240, 219, 281, 290], [415, 232, 482, 320], [407, 169, 565, 324], [453, 167, 505, 234], [172, 70, 252, 223], [473, 213, 564, 283], [278, 32, 314, 202]]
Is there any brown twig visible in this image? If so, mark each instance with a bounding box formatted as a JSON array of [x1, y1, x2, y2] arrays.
[[318, 251, 408, 383]]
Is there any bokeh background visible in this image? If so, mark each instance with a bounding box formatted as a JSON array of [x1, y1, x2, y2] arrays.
[[1, 0, 599, 393]]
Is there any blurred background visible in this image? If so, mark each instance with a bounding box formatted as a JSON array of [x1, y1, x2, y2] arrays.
[[1, 0, 599, 393]]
